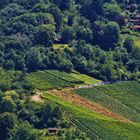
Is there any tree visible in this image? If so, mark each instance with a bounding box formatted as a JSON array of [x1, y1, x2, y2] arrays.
[[100, 62, 116, 80], [0, 96, 16, 113], [40, 103, 53, 127], [59, 59, 74, 72], [0, 112, 15, 140], [52, 0, 74, 11], [80, 0, 104, 21], [15, 56, 26, 71], [35, 24, 56, 46], [53, 106, 63, 120], [101, 21, 120, 50], [104, 3, 122, 21], [4, 60, 15, 70], [26, 48, 42, 71], [0, 82, 11, 92], [9, 122, 39, 140], [61, 26, 76, 43], [75, 26, 93, 42], [47, 6, 63, 31], [0, 0, 9, 7], [123, 37, 134, 53]]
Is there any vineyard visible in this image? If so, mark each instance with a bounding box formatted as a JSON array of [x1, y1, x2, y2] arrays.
[[45, 70, 83, 84], [70, 71, 101, 84], [41, 91, 140, 140], [26, 71, 73, 90], [30, 71, 140, 139], [26, 70, 99, 90], [74, 81, 140, 123]]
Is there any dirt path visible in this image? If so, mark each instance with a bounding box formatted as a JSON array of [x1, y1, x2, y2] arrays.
[[32, 92, 44, 102], [32, 85, 131, 123], [50, 89, 131, 123]]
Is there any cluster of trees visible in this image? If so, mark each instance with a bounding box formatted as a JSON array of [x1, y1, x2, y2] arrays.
[[0, 0, 140, 80], [0, 75, 87, 140]]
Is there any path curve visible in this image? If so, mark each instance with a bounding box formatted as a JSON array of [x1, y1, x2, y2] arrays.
[[32, 83, 132, 123]]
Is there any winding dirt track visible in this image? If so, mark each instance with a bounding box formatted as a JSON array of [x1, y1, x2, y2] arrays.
[[32, 86, 131, 123]]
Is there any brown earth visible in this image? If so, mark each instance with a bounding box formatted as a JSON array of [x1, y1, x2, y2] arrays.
[[51, 88, 131, 123], [32, 92, 44, 102], [32, 86, 131, 123]]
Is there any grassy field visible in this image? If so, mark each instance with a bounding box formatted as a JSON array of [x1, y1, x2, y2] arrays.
[[27, 70, 100, 90], [74, 81, 140, 123], [41, 92, 140, 140]]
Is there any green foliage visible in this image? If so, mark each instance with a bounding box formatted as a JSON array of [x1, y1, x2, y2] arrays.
[[9, 122, 39, 140], [0, 112, 15, 140], [61, 26, 76, 43], [101, 21, 120, 50], [104, 3, 122, 21], [26, 48, 42, 71], [1, 96, 16, 113], [0, 0, 139, 81], [1, 0, 140, 138]]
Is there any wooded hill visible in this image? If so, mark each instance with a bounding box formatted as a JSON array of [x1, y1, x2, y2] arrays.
[[1, 0, 140, 140], [0, 0, 140, 81]]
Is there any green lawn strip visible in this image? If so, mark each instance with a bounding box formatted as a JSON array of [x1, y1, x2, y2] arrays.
[[41, 93, 140, 140], [74, 86, 140, 123]]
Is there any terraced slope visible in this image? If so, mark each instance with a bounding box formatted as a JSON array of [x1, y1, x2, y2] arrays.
[[50, 88, 130, 122], [27, 70, 100, 90], [30, 71, 140, 139], [41, 91, 140, 140], [74, 81, 140, 123]]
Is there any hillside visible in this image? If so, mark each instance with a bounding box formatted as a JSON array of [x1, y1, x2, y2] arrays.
[[41, 81, 140, 140], [1, 0, 140, 139], [74, 82, 140, 123], [0, 0, 140, 81]]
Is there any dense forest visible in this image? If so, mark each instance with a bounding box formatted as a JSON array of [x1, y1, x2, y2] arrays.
[[1, 0, 140, 139], [0, 0, 140, 80]]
